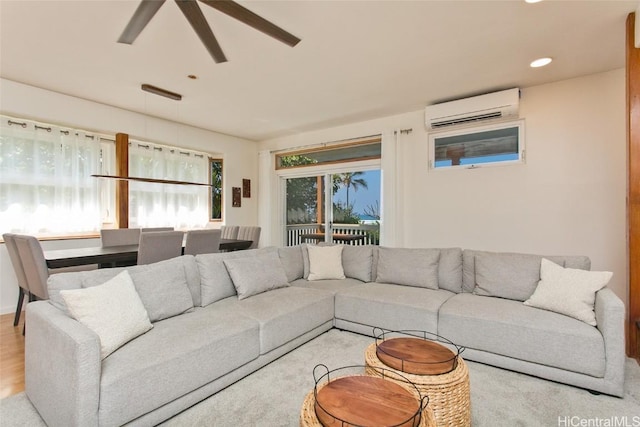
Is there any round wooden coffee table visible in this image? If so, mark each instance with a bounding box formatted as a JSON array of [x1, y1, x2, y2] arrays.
[[300, 365, 435, 427], [365, 334, 471, 427]]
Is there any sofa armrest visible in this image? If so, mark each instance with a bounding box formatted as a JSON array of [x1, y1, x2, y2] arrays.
[[594, 287, 625, 396], [25, 301, 101, 427]]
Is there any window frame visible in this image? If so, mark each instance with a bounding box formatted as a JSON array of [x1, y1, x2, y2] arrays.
[[428, 119, 526, 171], [210, 157, 223, 222], [275, 137, 381, 170]]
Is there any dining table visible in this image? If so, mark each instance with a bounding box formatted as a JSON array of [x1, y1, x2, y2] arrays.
[[44, 239, 253, 269]]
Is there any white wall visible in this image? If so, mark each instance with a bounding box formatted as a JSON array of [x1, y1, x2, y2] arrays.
[[260, 69, 628, 307], [0, 79, 259, 314]]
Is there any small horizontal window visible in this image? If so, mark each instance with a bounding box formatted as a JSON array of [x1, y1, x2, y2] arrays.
[[276, 138, 381, 170], [429, 120, 525, 170]]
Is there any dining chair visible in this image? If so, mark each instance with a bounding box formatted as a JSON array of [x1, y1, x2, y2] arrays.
[[13, 235, 52, 302], [100, 228, 142, 267], [137, 231, 184, 265], [100, 228, 141, 247], [220, 225, 239, 240], [184, 229, 222, 256], [237, 226, 261, 249], [3, 234, 30, 327], [12, 234, 98, 334], [141, 227, 174, 232]]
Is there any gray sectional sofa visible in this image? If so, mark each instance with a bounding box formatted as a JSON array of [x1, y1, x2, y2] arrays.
[[25, 244, 625, 427]]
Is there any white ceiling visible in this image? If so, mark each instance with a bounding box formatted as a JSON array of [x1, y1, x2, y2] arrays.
[[0, 0, 636, 141]]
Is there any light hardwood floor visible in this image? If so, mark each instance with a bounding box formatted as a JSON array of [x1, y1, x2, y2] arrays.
[[0, 312, 25, 398]]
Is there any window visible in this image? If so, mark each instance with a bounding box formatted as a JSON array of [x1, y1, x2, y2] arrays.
[[277, 136, 382, 247], [0, 115, 115, 237], [210, 158, 222, 220], [128, 141, 210, 229], [429, 120, 525, 170], [276, 138, 381, 170]]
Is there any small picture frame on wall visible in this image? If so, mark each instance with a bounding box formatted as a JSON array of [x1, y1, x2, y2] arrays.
[[232, 187, 241, 207], [242, 179, 251, 198]]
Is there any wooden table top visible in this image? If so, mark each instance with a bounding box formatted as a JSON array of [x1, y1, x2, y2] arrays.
[[377, 337, 457, 375], [314, 375, 421, 427]]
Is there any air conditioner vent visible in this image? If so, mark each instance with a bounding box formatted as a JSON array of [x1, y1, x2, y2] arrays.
[[431, 111, 504, 128], [426, 89, 519, 131]]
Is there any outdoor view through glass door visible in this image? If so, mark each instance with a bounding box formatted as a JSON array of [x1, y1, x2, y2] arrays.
[[285, 169, 380, 246]]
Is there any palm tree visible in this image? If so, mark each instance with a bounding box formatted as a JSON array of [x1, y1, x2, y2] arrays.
[[334, 172, 368, 207]]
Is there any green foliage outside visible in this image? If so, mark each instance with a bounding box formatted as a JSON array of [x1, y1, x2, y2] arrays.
[[211, 160, 222, 220], [332, 201, 360, 224], [283, 155, 319, 224]]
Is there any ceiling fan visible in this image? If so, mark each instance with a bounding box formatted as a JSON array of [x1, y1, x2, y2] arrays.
[[118, 0, 301, 63]]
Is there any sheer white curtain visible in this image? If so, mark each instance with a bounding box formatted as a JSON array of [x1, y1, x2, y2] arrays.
[[128, 141, 209, 230], [0, 116, 111, 236], [258, 150, 276, 246], [380, 129, 408, 247]]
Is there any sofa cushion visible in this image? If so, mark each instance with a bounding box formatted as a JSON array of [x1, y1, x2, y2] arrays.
[[524, 258, 613, 326], [307, 245, 345, 280], [375, 247, 440, 289], [78, 257, 195, 323], [224, 251, 289, 300], [436, 248, 463, 293], [128, 255, 201, 308], [129, 262, 194, 322], [301, 243, 312, 279], [462, 250, 591, 294], [278, 245, 304, 282], [342, 245, 374, 282], [216, 286, 335, 354], [438, 293, 605, 377], [335, 282, 454, 334], [48, 255, 202, 313], [196, 247, 278, 306], [373, 247, 462, 292], [60, 270, 152, 360], [98, 305, 260, 426], [473, 252, 545, 301]]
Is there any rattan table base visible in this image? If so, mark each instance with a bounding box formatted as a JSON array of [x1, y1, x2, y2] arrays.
[[299, 384, 436, 427], [365, 342, 471, 427]]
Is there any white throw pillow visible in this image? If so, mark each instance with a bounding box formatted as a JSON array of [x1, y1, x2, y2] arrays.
[[523, 258, 612, 326], [307, 245, 345, 281], [60, 270, 153, 359]]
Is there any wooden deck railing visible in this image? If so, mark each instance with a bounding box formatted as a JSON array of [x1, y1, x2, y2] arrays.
[[286, 223, 379, 246]]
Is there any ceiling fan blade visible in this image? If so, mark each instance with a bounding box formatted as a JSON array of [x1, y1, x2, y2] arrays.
[[199, 0, 300, 47], [118, 0, 167, 44], [176, 0, 227, 63]]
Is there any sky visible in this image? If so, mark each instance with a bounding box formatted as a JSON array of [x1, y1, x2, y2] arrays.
[[333, 169, 380, 216]]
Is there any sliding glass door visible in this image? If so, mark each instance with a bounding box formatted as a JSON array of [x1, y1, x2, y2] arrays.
[[283, 169, 380, 246]]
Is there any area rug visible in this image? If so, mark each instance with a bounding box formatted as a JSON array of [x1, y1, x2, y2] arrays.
[[2, 330, 639, 426]]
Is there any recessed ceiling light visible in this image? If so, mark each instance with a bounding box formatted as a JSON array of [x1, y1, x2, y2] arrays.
[[530, 57, 553, 68], [187, 75, 198, 80], [525, 0, 543, 3]]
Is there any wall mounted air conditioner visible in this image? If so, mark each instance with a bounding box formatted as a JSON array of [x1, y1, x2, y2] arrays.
[[425, 88, 520, 131]]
